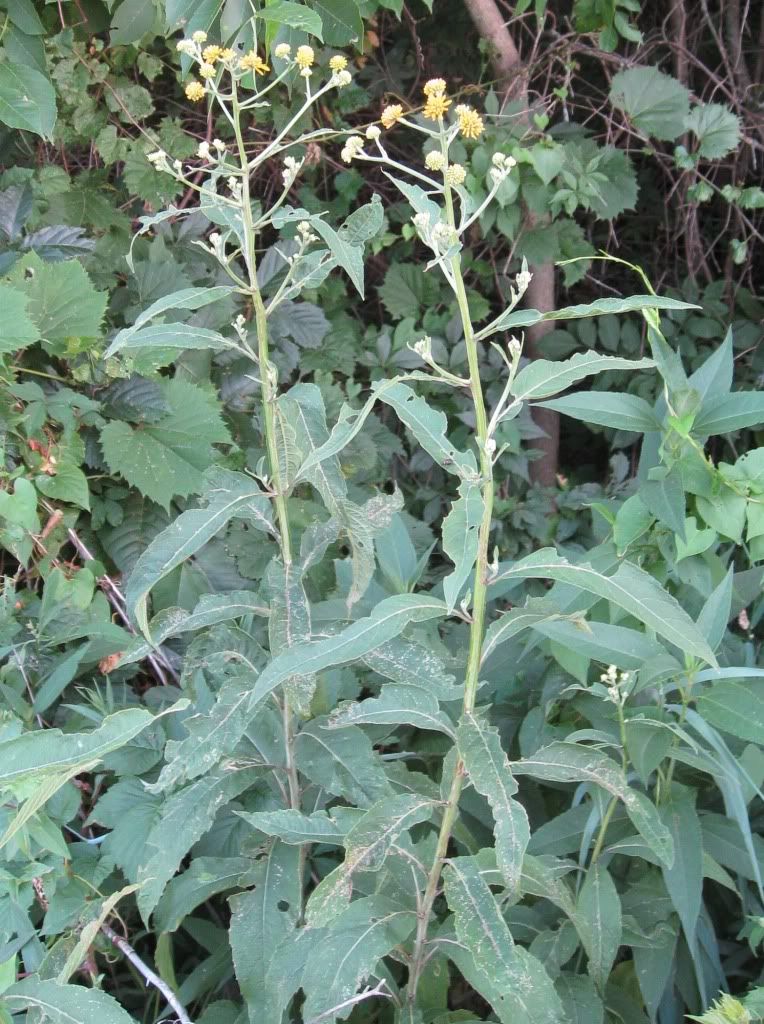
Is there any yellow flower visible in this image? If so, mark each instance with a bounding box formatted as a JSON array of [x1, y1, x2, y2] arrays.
[[423, 93, 451, 121], [329, 54, 348, 71], [445, 163, 466, 186], [424, 150, 445, 171], [220, 48, 236, 61], [240, 50, 270, 74], [192, 30, 207, 43], [202, 44, 223, 63], [295, 45, 315, 69], [457, 106, 484, 139], [381, 103, 403, 129], [185, 81, 206, 102], [423, 77, 446, 96], [199, 62, 216, 79]]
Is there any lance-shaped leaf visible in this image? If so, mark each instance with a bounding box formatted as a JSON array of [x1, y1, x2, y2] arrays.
[[266, 560, 314, 716], [377, 382, 478, 479], [3, 979, 136, 1023], [512, 742, 673, 867], [576, 864, 622, 991], [481, 597, 562, 663], [310, 215, 365, 296], [154, 856, 252, 933], [477, 294, 695, 340], [126, 469, 271, 635], [443, 857, 565, 1024], [104, 322, 235, 357], [245, 593, 446, 715], [362, 636, 461, 700], [229, 842, 301, 1022], [659, 786, 703, 958], [694, 391, 764, 436], [328, 684, 455, 737], [0, 708, 162, 787], [137, 767, 259, 922], [536, 392, 660, 433], [442, 481, 483, 612], [457, 713, 529, 897], [511, 352, 655, 401], [236, 809, 347, 846], [294, 720, 391, 807], [492, 547, 716, 666]]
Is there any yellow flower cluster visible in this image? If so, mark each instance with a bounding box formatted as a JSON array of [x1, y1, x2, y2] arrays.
[[422, 78, 451, 121], [202, 44, 222, 63], [456, 104, 484, 139], [240, 50, 270, 74], [329, 54, 348, 71], [185, 81, 206, 102], [381, 103, 403, 129], [295, 45, 315, 69]]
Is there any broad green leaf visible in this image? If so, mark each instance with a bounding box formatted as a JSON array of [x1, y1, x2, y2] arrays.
[[154, 857, 251, 933], [0, 284, 39, 353], [110, 0, 156, 43], [695, 678, 764, 744], [100, 380, 232, 512], [236, 809, 346, 846], [536, 618, 664, 669], [257, 0, 323, 36], [294, 720, 391, 806], [0, 708, 159, 786], [686, 102, 741, 159], [137, 768, 259, 922], [442, 481, 483, 612], [311, 215, 365, 296], [125, 469, 269, 634], [639, 466, 686, 538], [513, 742, 673, 867], [493, 547, 716, 666], [458, 712, 529, 896], [576, 864, 621, 990], [480, 294, 695, 338], [0, 63, 56, 138], [361, 636, 461, 700], [697, 569, 733, 653], [246, 593, 446, 714], [229, 842, 301, 1022], [443, 857, 565, 1024], [609, 66, 691, 140], [11, 253, 105, 343], [659, 786, 702, 955], [694, 391, 764, 435], [308, 0, 363, 45], [3, 978, 135, 1022], [512, 352, 654, 401], [378, 382, 478, 479], [481, 598, 562, 662], [633, 921, 677, 1020], [536, 392, 660, 432], [328, 683, 455, 736], [342, 793, 434, 872], [556, 973, 604, 1024]]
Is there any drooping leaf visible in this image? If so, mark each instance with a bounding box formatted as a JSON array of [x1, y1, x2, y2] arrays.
[[659, 786, 703, 957], [154, 857, 252, 933], [442, 481, 483, 612], [236, 809, 347, 846], [457, 712, 529, 896], [480, 294, 695, 338], [328, 683, 455, 736], [576, 864, 622, 990], [686, 102, 741, 159], [695, 678, 764, 745], [609, 66, 691, 140]]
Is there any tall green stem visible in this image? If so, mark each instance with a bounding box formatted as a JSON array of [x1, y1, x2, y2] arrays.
[[408, 133, 495, 1001]]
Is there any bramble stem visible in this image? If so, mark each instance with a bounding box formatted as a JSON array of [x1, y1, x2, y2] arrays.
[[407, 125, 495, 1001]]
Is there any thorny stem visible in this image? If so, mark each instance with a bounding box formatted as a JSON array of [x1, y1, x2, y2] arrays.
[[408, 124, 496, 1002]]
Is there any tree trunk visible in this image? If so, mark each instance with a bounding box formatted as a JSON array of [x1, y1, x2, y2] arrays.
[[463, 0, 560, 487]]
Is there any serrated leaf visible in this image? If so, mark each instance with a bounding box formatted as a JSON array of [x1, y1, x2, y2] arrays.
[[686, 102, 741, 159], [458, 713, 529, 896], [443, 857, 565, 1024], [0, 284, 39, 353], [494, 547, 715, 665], [609, 66, 690, 140], [101, 381, 232, 512], [512, 352, 655, 401], [480, 294, 695, 338], [3, 978, 135, 1023], [576, 864, 621, 990], [378, 382, 477, 478], [442, 481, 483, 612], [0, 183, 32, 240], [308, 0, 363, 45], [22, 224, 95, 261], [137, 767, 259, 922], [11, 253, 105, 343]]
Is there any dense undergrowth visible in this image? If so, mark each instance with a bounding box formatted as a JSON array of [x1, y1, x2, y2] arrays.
[[0, 1, 763, 1022]]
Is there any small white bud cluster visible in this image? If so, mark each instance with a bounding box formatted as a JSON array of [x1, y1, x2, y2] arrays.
[[331, 68, 352, 88], [413, 335, 432, 360], [274, 43, 291, 59], [282, 155, 304, 187], [197, 138, 226, 162], [227, 176, 242, 199], [297, 220, 318, 244], [365, 125, 381, 142], [600, 664, 631, 705], [340, 136, 364, 164], [508, 336, 522, 360], [489, 151, 517, 185], [233, 313, 248, 341], [425, 150, 445, 172], [147, 149, 171, 173], [208, 231, 226, 259], [432, 222, 458, 248], [176, 38, 196, 56]]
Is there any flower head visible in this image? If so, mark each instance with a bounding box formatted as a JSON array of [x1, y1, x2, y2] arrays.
[[220, 48, 237, 61], [445, 163, 466, 186], [176, 38, 196, 56], [282, 154, 303, 186], [366, 125, 381, 141], [381, 104, 403, 129], [457, 106, 484, 139], [199, 62, 216, 79], [333, 68, 352, 87], [424, 150, 445, 171], [423, 92, 451, 121], [185, 81, 206, 102], [274, 43, 292, 59], [197, 140, 212, 160], [240, 50, 270, 74], [202, 44, 223, 63], [295, 45, 314, 69], [192, 30, 208, 43], [340, 135, 364, 163], [329, 54, 348, 71], [423, 78, 446, 96]]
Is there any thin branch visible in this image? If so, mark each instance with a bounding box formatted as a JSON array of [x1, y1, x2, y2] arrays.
[[100, 923, 193, 1024], [305, 981, 391, 1023]]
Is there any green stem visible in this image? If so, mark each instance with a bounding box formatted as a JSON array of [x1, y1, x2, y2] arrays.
[[590, 700, 628, 864], [408, 128, 495, 1002]]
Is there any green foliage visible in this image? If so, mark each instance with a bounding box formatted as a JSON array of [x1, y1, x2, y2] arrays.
[[0, 1, 762, 1022]]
